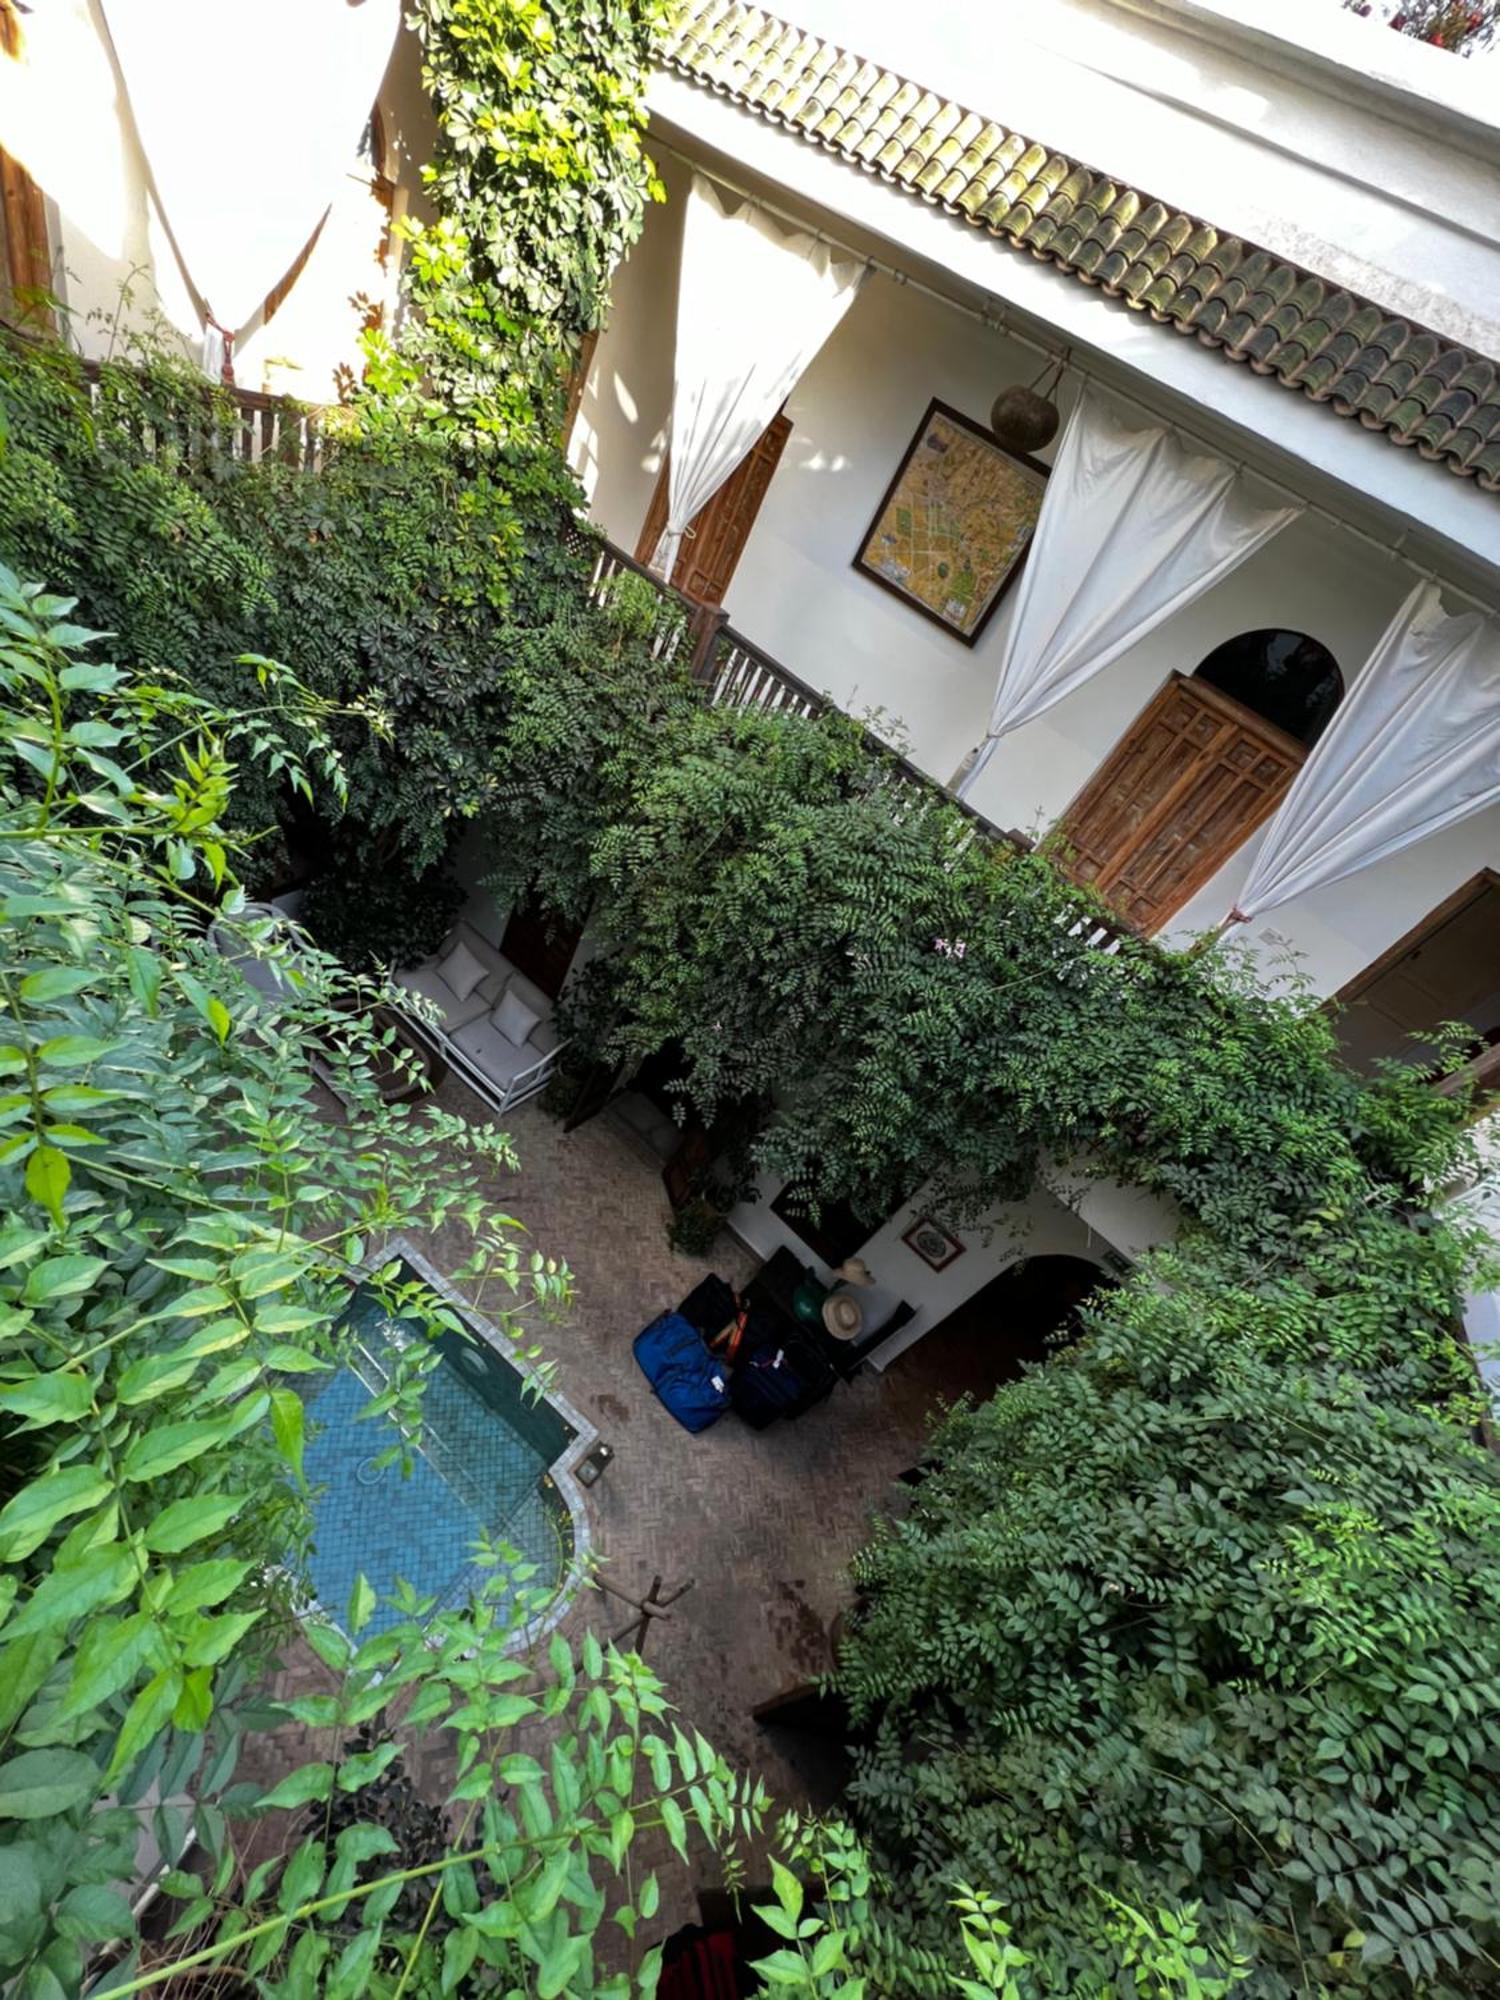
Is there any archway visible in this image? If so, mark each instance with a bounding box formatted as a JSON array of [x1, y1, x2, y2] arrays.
[[1194, 628, 1343, 745]]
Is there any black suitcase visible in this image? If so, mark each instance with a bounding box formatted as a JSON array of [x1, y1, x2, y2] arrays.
[[729, 1336, 806, 1429], [677, 1274, 741, 1341]]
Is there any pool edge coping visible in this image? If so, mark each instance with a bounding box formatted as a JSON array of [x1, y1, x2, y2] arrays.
[[356, 1234, 599, 1656]]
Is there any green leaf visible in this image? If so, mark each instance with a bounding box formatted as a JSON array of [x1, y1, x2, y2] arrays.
[[106, 1669, 182, 1784], [770, 1857, 804, 1921], [20, 1256, 104, 1305], [121, 1416, 233, 1483], [347, 1572, 376, 1637], [18, 968, 94, 1004], [255, 1763, 335, 1811], [54, 1882, 134, 1943], [442, 1921, 479, 1995], [0, 1368, 91, 1428], [37, 1037, 115, 1068], [172, 1668, 213, 1732], [7, 1545, 135, 1638], [142, 1493, 247, 1554], [115, 1345, 210, 1405], [165, 1559, 253, 1616], [0, 1465, 110, 1561], [660, 1795, 689, 1862], [0, 1748, 100, 1820], [22, 1145, 70, 1225], [270, 1387, 305, 1485], [58, 1611, 162, 1722], [125, 948, 162, 1016], [498, 1753, 544, 1786], [303, 1622, 351, 1674]]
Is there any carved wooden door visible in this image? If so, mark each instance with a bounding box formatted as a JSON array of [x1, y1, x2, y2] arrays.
[[500, 896, 583, 1001], [1056, 673, 1304, 933], [636, 412, 792, 605]]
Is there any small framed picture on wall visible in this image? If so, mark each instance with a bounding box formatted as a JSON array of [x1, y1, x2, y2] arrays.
[[901, 1215, 965, 1272]]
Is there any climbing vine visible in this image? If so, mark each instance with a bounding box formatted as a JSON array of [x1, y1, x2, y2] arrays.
[[363, 0, 668, 447]]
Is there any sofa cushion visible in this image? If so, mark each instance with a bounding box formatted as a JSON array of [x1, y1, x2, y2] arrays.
[[395, 963, 492, 1033], [451, 1013, 544, 1088], [439, 936, 487, 1004], [493, 987, 542, 1048]]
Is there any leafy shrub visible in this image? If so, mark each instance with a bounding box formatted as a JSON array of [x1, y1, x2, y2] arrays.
[[835, 1240, 1500, 1995], [300, 852, 463, 973]]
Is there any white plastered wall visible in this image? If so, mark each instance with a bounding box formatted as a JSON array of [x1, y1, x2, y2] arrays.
[[0, 2, 435, 401], [574, 170, 1500, 1004], [726, 1166, 1145, 1369]]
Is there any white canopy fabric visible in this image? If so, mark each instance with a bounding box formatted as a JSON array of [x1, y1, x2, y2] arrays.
[[101, 0, 400, 356], [656, 174, 864, 581], [955, 389, 1300, 798], [1232, 581, 1500, 922]]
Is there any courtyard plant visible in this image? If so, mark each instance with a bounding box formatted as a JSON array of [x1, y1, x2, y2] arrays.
[[833, 1238, 1500, 1995], [0, 573, 1255, 2000]]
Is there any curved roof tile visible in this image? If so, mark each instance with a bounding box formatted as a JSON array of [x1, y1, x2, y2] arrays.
[[661, 0, 1500, 493]]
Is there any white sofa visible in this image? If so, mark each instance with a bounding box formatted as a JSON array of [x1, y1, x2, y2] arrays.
[[395, 921, 568, 1114]]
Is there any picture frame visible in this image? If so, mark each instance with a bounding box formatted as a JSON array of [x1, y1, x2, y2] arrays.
[[853, 398, 1048, 647], [901, 1214, 966, 1273]]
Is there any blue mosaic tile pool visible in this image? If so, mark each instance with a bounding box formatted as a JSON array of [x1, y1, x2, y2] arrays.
[[301, 1264, 576, 1637]]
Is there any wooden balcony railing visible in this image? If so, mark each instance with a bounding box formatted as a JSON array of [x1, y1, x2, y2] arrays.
[[79, 358, 321, 469]]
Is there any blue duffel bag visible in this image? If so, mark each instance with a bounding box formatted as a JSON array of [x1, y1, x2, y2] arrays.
[[632, 1310, 731, 1434]]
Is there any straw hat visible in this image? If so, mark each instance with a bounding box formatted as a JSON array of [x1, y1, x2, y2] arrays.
[[822, 1291, 864, 1339], [834, 1257, 875, 1288]]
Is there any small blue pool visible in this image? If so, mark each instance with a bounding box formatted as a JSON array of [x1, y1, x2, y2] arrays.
[[301, 1241, 594, 1641]]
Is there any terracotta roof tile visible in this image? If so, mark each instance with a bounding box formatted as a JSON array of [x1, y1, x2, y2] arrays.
[[660, 0, 1500, 492]]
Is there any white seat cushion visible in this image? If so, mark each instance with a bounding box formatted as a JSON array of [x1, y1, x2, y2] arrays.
[[451, 1014, 543, 1088], [395, 963, 492, 1033]]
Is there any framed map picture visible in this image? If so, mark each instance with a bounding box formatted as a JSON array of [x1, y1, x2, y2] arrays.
[[854, 399, 1047, 646]]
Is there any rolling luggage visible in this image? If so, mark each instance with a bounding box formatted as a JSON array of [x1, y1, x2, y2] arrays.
[[729, 1332, 807, 1430], [633, 1311, 730, 1434]]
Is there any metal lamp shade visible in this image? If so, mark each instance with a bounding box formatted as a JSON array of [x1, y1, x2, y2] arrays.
[[989, 383, 1061, 454]]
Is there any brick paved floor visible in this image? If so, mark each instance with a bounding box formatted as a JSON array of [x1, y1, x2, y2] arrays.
[[413, 1073, 946, 1793], [234, 1074, 958, 1957]]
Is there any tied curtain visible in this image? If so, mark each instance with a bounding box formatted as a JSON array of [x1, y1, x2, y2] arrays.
[[101, 0, 401, 369], [1232, 581, 1500, 922], [955, 389, 1300, 798], [655, 174, 864, 581]]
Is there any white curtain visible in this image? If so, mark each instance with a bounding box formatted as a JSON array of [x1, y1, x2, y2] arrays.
[[657, 174, 864, 580], [955, 389, 1300, 797], [1232, 582, 1500, 922], [101, 0, 400, 360]]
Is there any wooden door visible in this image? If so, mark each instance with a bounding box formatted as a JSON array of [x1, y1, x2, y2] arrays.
[[0, 3, 52, 332], [1335, 871, 1500, 1074], [636, 412, 792, 605], [1057, 673, 1304, 933], [500, 896, 583, 1001]]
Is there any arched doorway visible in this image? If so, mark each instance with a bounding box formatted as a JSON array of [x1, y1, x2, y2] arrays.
[[889, 1254, 1112, 1408], [1055, 630, 1343, 933]]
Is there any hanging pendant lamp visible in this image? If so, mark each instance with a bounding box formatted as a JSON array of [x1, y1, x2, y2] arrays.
[[990, 351, 1066, 455]]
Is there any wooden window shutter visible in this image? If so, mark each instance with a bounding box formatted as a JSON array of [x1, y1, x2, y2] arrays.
[[1056, 672, 1304, 934], [635, 411, 792, 605], [0, 2, 53, 333]]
